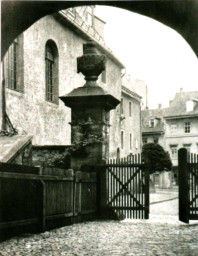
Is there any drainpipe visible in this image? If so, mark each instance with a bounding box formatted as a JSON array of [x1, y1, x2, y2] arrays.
[[1, 61, 6, 132]]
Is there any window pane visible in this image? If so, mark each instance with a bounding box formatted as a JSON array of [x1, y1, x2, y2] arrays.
[[184, 122, 190, 133], [129, 102, 131, 117], [120, 98, 124, 115], [5, 40, 18, 90], [46, 44, 54, 102], [170, 146, 177, 160], [121, 131, 124, 149]]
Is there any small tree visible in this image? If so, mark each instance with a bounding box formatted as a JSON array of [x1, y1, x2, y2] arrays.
[[142, 143, 172, 174]]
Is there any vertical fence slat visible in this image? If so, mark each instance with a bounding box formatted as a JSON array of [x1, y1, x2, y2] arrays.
[[105, 153, 150, 220]]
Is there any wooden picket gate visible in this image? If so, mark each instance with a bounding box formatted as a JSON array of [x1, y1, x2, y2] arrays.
[[106, 155, 149, 219], [179, 148, 198, 223], [188, 153, 198, 220]]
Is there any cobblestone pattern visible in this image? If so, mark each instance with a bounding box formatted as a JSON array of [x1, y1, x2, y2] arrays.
[[1, 220, 198, 256]]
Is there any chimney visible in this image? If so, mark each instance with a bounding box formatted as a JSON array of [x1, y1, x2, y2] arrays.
[[180, 88, 183, 93], [158, 103, 162, 109]]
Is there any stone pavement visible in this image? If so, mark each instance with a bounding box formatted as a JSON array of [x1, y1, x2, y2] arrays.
[[1, 219, 198, 256], [1, 189, 198, 256], [150, 188, 178, 216]]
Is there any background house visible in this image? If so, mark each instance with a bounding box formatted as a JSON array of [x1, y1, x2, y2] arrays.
[[142, 89, 198, 184], [2, 6, 144, 165], [114, 74, 142, 158]]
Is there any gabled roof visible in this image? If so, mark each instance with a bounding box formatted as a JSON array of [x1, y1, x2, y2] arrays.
[[142, 91, 198, 134], [164, 91, 198, 118], [142, 108, 168, 134], [121, 85, 142, 102], [55, 10, 125, 69]]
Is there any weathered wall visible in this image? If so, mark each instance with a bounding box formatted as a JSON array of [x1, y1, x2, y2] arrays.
[[143, 134, 165, 148], [12, 141, 32, 166], [119, 93, 141, 157], [109, 89, 141, 159], [165, 117, 198, 166], [5, 14, 122, 150], [32, 146, 71, 168]]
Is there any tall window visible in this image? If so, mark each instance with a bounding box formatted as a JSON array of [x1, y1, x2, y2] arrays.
[[154, 137, 158, 144], [184, 122, 190, 133], [121, 131, 124, 150], [149, 118, 155, 128], [170, 145, 177, 160], [130, 133, 133, 150], [170, 123, 177, 134], [129, 102, 132, 117], [101, 70, 106, 83], [4, 39, 18, 90], [120, 98, 124, 115], [143, 138, 147, 145], [45, 40, 59, 104]]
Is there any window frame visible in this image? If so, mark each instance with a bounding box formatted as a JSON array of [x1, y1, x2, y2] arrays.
[[154, 137, 158, 144], [101, 69, 106, 84], [4, 38, 22, 92], [121, 130, 124, 150], [149, 118, 155, 128], [143, 137, 147, 145], [130, 133, 133, 150], [45, 40, 59, 105], [129, 101, 132, 117], [120, 98, 124, 115], [170, 145, 178, 160], [170, 122, 177, 134], [184, 122, 191, 133]]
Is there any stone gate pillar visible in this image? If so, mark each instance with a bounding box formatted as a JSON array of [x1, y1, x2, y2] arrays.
[[60, 40, 119, 170]]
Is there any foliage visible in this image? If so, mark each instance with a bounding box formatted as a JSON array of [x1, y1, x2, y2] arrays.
[[142, 143, 172, 174], [46, 134, 104, 168], [70, 134, 104, 154]]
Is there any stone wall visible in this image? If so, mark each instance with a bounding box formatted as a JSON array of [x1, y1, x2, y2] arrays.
[[5, 14, 122, 150], [12, 141, 32, 166], [32, 146, 71, 168]]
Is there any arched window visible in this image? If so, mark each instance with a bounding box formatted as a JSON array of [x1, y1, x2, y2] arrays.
[[45, 40, 59, 104], [3, 35, 24, 92]]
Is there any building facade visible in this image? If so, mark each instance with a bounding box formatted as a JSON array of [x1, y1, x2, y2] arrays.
[[2, 6, 142, 160], [142, 89, 198, 167]]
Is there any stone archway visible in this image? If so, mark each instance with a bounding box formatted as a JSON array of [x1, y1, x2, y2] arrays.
[[2, 1, 198, 59]]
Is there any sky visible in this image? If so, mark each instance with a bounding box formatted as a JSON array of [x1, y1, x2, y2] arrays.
[[95, 6, 198, 109]]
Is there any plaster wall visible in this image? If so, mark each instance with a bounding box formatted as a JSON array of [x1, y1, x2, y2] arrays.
[[165, 117, 198, 166], [119, 93, 141, 158], [5, 14, 122, 148], [143, 134, 165, 148]]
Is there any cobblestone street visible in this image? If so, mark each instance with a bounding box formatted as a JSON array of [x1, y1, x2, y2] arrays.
[[1, 189, 198, 256]]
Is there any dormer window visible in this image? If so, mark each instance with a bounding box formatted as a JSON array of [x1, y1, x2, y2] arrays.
[[149, 118, 155, 128], [186, 100, 194, 112]]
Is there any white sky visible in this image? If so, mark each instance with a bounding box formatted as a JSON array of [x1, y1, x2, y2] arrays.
[[95, 6, 198, 109]]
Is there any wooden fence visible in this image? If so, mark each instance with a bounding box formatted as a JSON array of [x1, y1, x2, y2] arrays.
[[188, 153, 198, 220], [178, 149, 198, 223], [106, 155, 149, 220], [0, 163, 97, 241]]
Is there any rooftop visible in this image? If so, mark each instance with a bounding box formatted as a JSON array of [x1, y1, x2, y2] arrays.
[[56, 9, 125, 69], [164, 91, 198, 118], [142, 90, 198, 133]]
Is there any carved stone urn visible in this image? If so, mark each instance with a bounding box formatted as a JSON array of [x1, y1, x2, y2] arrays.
[[77, 39, 106, 87], [60, 40, 120, 168]]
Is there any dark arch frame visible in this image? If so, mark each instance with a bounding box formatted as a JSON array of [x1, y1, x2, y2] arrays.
[[2, 1, 198, 59]]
